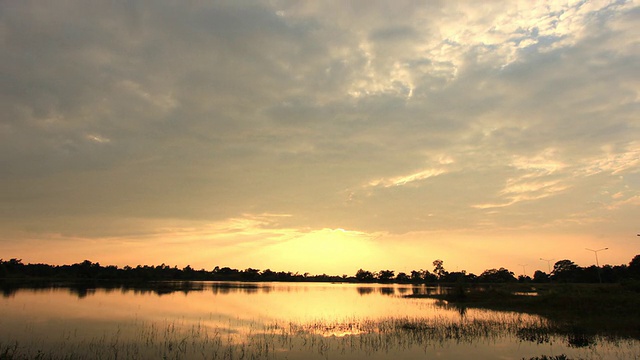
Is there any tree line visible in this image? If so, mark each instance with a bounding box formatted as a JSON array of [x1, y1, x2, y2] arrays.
[[1, 255, 639, 284]]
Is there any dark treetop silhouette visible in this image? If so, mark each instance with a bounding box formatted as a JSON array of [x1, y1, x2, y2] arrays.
[[1, 255, 639, 284]]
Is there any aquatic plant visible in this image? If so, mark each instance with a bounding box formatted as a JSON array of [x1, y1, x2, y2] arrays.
[[525, 355, 576, 360], [2, 282, 640, 360], [0, 314, 637, 360]]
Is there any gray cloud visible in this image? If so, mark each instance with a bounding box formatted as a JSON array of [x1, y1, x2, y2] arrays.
[[0, 0, 638, 250]]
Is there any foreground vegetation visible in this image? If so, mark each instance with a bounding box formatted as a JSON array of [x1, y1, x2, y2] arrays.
[[2, 257, 639, 357], [411, 282, 640, 340], [0, 311, 635, 360], [1, 279, 638, 359]]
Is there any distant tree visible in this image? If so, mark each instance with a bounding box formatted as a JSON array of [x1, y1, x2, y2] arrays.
[[212, 267, 241, 280], [410, 270, 422, 283], [441, 271, 467, 283], [261, 269, 275, 281], [581, 265, 602, 283], [433, 260, 447, 280], [551, 259, 580, 282], [629, 255, 640, 279], [609, 264, 628, 283], [73, 260, 102, 279], [599, 264, 618, 283], [0, 261, 7, 277], [242, 268, 260, 280], [377, 270, 395, 282], [424, 271, 439, 283], [532, 270, 549, 283], [355, 269, 375, 282], [1, 258, 24, 275], [553, 259, 578, 273], [517, 275, 532, 283], [395, 272, 410, 283], [466, 272, 478, 282], [478, 268, 517, 283], [7, 258, 24, 267], [3, 254, 640, 284]]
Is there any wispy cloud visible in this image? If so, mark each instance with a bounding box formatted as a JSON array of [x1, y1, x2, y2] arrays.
[[367, 167, 447, 188], [0, 0, 638, 273], [578, 142, 640, 176]]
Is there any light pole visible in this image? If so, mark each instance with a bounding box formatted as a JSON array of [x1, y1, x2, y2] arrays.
[[586, 247, 608, 283], [540, 258, 553, 274], [518, 264, 527, 278], [585, 247, 608, 267]]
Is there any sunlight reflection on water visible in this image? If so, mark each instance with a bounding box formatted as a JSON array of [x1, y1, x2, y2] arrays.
[[0, 282, 638, 359]]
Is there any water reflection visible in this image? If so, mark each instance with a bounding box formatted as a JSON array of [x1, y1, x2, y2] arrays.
[[1, 281, 456, 299], [1, 281, 274, 298], [0, 281, 637, 360], [356, 286, 374, 295]]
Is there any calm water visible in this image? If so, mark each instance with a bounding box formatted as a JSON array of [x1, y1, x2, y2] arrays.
[[0, 282, 638, 359]]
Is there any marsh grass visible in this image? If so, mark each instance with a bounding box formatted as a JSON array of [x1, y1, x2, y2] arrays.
[[525, 356, 573, 360], [407, 283, 640, 340], [3, 310, 630, 360]]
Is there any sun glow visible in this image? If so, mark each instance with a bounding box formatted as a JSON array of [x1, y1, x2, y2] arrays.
[[261, 228, 383, 275]]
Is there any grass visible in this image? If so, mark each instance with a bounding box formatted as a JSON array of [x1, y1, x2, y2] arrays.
[[3, 282, 639, 359], [2, 312, 637, 360], [406, 283, 640, 339], [0, 314, 638, 360]]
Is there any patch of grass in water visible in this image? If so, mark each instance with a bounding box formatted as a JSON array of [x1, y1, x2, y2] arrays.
[[2, 313, 637, 359], [525, 355, 581, 360], [408, 283, 640, 339]]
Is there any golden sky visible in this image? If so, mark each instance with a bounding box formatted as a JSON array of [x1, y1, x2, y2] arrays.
[[0, 0, 638, 276]]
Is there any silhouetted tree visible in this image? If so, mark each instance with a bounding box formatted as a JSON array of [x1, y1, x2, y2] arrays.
[[355, 269, 375, 282], [581, 265, 602, 283], [532, 270, 550, 283], [377, 270, 395, 282], [629, 255, 640, 279], [441, 271, 468, 283], [410, 270, 423, 283], [0, 258, 24, 277], [395, 272, 410, 283], [182, 265, 194, 279], [261, 269, 276, 281], [241, 268, 260, 281], [517, 275, 532, 283], [433, 259, 447, 280], [3, 255, 640, 284], [478, 268, 517, 283], [551, 259, 580, 282]]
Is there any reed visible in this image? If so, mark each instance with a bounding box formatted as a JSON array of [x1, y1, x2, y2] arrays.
[[1, 312, 637, 360]]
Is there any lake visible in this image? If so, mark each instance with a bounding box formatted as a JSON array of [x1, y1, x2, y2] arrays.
[[1, 281, 638, 359]]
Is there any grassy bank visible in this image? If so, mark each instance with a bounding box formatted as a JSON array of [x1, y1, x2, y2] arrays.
[[407, 282, 640, 339]]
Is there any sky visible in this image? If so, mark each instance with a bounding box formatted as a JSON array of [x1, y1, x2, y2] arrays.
[[1, 0, 639, 276]]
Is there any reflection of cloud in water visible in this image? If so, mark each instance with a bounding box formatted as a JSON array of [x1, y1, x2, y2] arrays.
[[0, 282, 638, 359]]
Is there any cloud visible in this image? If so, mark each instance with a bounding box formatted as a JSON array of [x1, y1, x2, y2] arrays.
[[0, 0, 638, 272], [370, 168, 447, 188]]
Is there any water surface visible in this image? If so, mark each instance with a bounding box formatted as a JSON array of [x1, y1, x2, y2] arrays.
[[1, 282, 637, 359]]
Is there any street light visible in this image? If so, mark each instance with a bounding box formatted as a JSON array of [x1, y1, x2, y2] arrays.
[[518, 264, 528, 277], [540, 258, 553, 274], [585, 247, 608, 267], [586, 247, 608, 283]]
